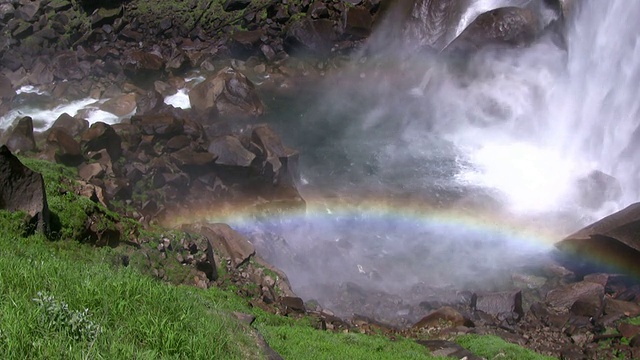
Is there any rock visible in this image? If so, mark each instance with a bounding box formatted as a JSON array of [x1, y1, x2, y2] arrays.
[[136, 90, 165, 115], [555, 203, 640, 277], [280, 296, 306, 313], [15, 1, 40, 21], [223, 0, 251, 12], [342, 6, 373, 39], [605, 298, 640, 318], [230, 30, 263, 59], [187, 223, 255, 268], [81, 122, 122, 160], [546, 281, 605, 310], [46, 128, 83, 166], [170, 148, 216, 168], [250, 125, 299, 185], [78, 162, 105, 181], [285, 18, 337, 56], [209, 135, 256, 167], [130, 114, 184, 137], [188, 67, 264, 118], [99, 93, 137, 116], [232, 311, 256, 325], [416, 340, 483, 360], [0, 74, 15, 100], [0, 145, 49, 233], [576, 170, 622, 209], [50, 113, 89, 138], [446, 7, 540, 53], [472, 291, 524, 319], [52, 52, 84, 80], [412, 306, 471, 329], [618, 323, 640, 339], [122, 50, 165, 83], [91, 6, 123, 28], [6, 116, 36, 154]]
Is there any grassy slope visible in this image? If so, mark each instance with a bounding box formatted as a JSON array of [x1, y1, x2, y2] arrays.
[[0, 158, 557, 359]]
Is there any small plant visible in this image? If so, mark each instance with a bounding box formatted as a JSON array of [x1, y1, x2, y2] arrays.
[[32, 291, 101, 342]]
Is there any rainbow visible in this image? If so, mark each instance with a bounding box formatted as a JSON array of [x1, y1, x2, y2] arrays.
[[164, 194, 565, 250]]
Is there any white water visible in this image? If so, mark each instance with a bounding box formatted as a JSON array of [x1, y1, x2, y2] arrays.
[[421, 0, 640, 219]]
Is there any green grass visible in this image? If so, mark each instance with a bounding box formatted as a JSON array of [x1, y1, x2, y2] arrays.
[[456, 334, 557, 360]]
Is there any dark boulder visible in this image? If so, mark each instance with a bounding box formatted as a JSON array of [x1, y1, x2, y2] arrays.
[[52, 52, 85, 80], [285, 18, 337, 56], [81, 122, 122, 160], [555, 203, 640, 277], [46, 128, 84, 166], [130, 113, 184, 137], [6, 116, 36, 154], [223, 0, 251, 12], [412, 306, 472, 329], [99, 93, 137, 117], [0, 145, 49, 233], [0, 74, 15, 100], [186, 223, 255, 268], [341, 6, 373, 39]]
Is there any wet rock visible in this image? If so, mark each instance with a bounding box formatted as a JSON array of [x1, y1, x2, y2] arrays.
[[412, 306, 471, 329], [230, 30, 263, 59], [6, 116, 36, 154], [0, 145, 49, 233], [555, 203, 640, 277], [170, 148, 216, 168], [416, 340, 483, 360], [189, 67, 264, 118], [209, 135, 255, 167], [546, 281, 604, 310], [99, 93, 137, 116], [81, 122, 122, 160], [186, 223, 255, 268], [135, 90, 165, 115], [472, 291, 524, 319], [15, 1, 40, 21], [446, 7, 540, 53], [342, 6, 373, 39], [122, 50, 165, 83], [250, 125, 299, 185], [285, 18, 337, 56], [46, 128, 83, 166]]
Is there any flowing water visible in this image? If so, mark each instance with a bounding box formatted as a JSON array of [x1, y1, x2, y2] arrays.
[[3, 0, 640, 321]]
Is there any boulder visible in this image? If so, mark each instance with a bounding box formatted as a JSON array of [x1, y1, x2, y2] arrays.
[[6, 116, 36, 154], [250, 125, 299, 185], [285, 18, 337, 56], [0, 74, 15, 100], [412, 306, 472, 329], [188, 67, 264, 118], [50, 113, 89, 138], [342, 6, 373, 39], [472, 291, 523, 319], [546, 281, 605, 310], [52, 52, 85, 80], [130, 113, 184, 137], [46, 128, 83, 166], [209, 135, 255, 167], [186, 223, 256, 268], [0, 145, 49, 233], [81, 122, 122, 160], [99, 93, 137, 116], [555, 203, 640, 277], [446, 7, 540, 53]]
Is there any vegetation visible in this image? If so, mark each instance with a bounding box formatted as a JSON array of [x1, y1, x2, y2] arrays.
[[456, 334, 557, 360]]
